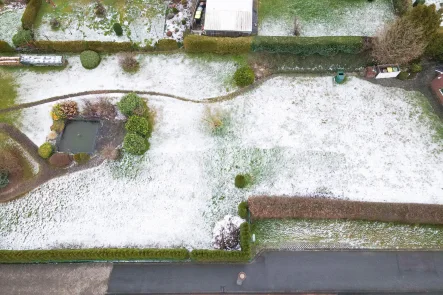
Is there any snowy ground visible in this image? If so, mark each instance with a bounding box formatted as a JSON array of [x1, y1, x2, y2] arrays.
[[0, 7, 24, 45], [0, 75, 442, 250], [13, 53, 238, 105], [258, 0, 395, 37], [34, 0, 166, 46]]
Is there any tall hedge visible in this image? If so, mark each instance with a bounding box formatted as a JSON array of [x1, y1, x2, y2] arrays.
[[184, 35, 252, 54], [21, 0, 42, 30], [190, 222, 251, 262], [0, 40, 14, 52], [156, 39, 179, 51], [251, 36, 364, 56], [0, 248, 190, 263], [248, 196, 443, 225]]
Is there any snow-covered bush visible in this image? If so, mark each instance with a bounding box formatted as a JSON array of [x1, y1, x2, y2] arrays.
[[212, 215, 244, 250]]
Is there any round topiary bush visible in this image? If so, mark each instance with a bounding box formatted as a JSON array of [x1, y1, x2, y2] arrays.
[[125, 115, 150, 137], [123, 133, 149, 155], [238, 201, 248, 219], [234, 66, 255, 87], [12, 29, 33, 47], [38, 142, 54, 159], [113, 23, 123, 36], [73, 152, 91, 164], [117, 93, 147, 117], [235, 174, 251, 189], [80, 50, 101, 69]]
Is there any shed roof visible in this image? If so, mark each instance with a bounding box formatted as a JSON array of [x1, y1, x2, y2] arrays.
[[204, 0, 253, 32], [20, 55, 64, 65]]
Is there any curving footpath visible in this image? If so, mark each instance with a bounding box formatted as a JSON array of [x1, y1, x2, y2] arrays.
[[0, 74, 276, 114]]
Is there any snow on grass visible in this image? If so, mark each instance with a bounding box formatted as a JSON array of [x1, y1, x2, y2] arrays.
[[258, 0, 395, 36], [0, 75, 442, 250], [13, 53, 238, 104], [0, 8, 24, 45], [34, 0, 165, 46], [253, 219, 443, 249]]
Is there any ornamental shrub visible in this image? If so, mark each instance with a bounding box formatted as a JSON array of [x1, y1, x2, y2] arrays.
[[119, 53, 140, 73], [125, 116, 149, 137], [73, 153, 91, 164], [50, 120, 65, 133], [113, 23, 123, 36], [123, 133, 149, 155], [410, 63, 422, 73], [38, 142, 54, 159], [21, 0, 42, 29], [0, 41, 14, 52], [117, 93, 147, 117], [397, 71, 410, 80], [12, 30, 33, 47], [426, 33, 443, 61], [80, 50, 101, 69], [0, 170, 9, 189], [235, 174, 251, 188], [238, 201, 248, 219], [234, 66, 255, 87]]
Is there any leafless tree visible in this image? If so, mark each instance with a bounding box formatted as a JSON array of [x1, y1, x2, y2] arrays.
[[372, 18, 426, 65]]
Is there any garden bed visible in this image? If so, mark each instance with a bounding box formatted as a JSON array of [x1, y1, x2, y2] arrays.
[[258, 0, 395, 37], [0, 75, 442, 250], [33, 0, 166, 46]]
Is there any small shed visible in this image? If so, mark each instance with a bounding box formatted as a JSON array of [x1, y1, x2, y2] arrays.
[[204, 0, 253, 36], [431, 74, 443, 105], [375, 64, 401, 79], [19, 55, 66, 67]]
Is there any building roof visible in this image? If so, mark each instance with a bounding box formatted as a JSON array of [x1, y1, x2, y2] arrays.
[[204, 0, 253, 32]]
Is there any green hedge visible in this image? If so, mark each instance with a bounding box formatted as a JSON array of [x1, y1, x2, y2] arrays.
[[32, 40, 177, 53], [21, 0, 42, 30], [190, 222, 251, 262], [0, 248, 190, 263], [0, 40, 14, 52], [251, 36, 364, 56], [184, 35, 252, 54]]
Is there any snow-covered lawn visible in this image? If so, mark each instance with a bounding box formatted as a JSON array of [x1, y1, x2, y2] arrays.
[[253, 219, 443, 249], [34, 0, 166, 46], [1, 76, 442, 250], [13, 53, 238, 105], [0, 7, 24, 45], [258, 0, 395, 36]]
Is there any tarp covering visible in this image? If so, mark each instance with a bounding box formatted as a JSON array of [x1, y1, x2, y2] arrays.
[[204, 0, 253, 32]]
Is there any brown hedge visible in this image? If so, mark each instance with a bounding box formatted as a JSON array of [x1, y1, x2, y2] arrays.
[[21, 0, 42, 30], [248, 196, 443, 225], [0, 40, 14, 52]]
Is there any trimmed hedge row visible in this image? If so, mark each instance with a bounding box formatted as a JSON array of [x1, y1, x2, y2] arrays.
[[251, 36, 364, 56], [183, 35, 252, 54], [21, 0, 42, 30], [0, 248, 190, 263], [31, 39, 179, 53], [248, 196, 443, 225], [0, 40, 14, 52], [190, 222, 251, 262]]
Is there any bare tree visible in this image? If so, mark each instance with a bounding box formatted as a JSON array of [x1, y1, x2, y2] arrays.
[[212, 215, 243, 250], [372, 18, 426, 65]]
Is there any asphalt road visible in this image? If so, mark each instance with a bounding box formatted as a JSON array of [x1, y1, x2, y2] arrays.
[[1, 251, 443, 294], [107, 251, 443, 294]]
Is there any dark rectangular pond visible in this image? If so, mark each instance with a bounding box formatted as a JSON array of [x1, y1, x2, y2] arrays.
[[58, 120, 100, 154]]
